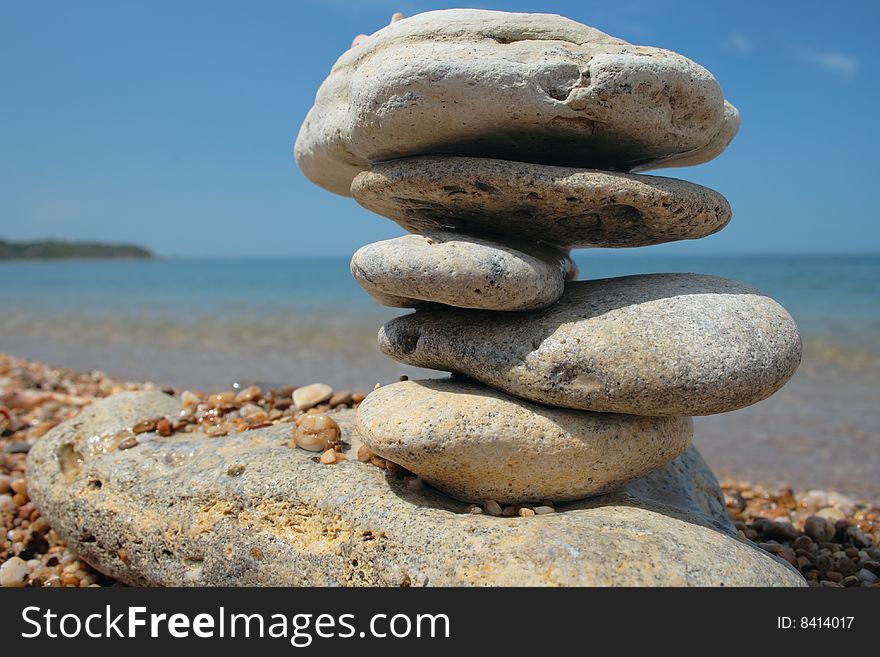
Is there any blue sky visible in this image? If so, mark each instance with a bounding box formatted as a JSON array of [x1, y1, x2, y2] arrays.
[[1, 0, 877, 257]]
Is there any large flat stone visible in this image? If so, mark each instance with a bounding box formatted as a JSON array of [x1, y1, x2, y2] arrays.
[[357, 378, 692, 503], [295, 9, 738, 196], [26, 392, 803, 586], [351, 156, 731, 248], [350, 232, 576, 311], [379, 274, 802, 416]]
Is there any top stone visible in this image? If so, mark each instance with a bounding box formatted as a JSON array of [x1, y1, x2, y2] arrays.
[[295, 9, 739, 196]]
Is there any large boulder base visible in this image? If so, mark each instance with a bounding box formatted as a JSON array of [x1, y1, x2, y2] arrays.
[[26, 392, 804, 586]]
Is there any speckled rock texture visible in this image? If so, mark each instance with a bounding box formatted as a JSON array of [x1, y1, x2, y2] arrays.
[[351, 232, 577, 311], [357, 378, 692, 503], [352, 156, 731, 248], [27, 392, 804, 586], [638, 99, 740, 171], [380, 274, 802, 416], [295, 9, 738, 196]]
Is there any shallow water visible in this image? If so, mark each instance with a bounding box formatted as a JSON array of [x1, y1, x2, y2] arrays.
[[1, 254, 878, 500]]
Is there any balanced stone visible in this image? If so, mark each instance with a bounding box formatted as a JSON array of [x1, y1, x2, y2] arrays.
[[357, 378, 692, 503], [26, 392, 803, 586], [638, 99, 741, 171], [351, 232, 577, 311], [379, 274, 802, 416], [352, 156, 732, 248], [295, 9, 739, 196]]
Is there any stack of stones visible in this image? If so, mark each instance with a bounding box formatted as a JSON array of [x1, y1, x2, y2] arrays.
[[296, 10, 801, 506]]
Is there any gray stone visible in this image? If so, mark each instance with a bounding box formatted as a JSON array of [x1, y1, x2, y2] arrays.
[[357, 378, 692, 503], [295, 9, 737, 196], [638, 99, 741, 171], [379, 274, 802, 416], [27, 392, 803, 586], [351, 156, 731, 248], [350, 232, 577, 311]]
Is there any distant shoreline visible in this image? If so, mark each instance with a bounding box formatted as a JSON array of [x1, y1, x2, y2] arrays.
[[0, 238, 153, 261]]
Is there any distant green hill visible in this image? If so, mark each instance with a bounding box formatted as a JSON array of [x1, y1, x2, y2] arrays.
[[0, 238, 154, 260]]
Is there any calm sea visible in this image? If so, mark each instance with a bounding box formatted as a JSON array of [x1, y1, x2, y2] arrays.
[[1, 254, 878, 499]]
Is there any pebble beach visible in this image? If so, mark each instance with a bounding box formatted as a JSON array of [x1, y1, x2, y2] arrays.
[[1, 352, 878, 588]]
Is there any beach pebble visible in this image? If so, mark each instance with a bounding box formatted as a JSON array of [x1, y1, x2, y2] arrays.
[[235, 385, 262, 403], [208, 392, 236, 407], [356, 378, 692, 503], [329, 391, 353, 407], [0, 494, 15, 513], [380, 274, 802, 416], [846, 526, 870, 548], [761, 520, 799, 542], [293, 383, 333, 411], [804, 516, 835, 543], [0, 474, 10, 493], [295, 9, 735, 196], [352, 157, 731, 249], [351, 232, 576, 311], [817, 507, 846, 522], [0, 556, 29, 587], [291, 412, 340, 452], [857, 568, 878, 583], [483, 500, 503, 516]]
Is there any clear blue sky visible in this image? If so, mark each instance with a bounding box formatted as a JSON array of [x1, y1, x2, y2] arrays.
[[1, 0, 877, 257]]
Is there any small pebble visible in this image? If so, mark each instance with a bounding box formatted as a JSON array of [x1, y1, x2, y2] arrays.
[[761, 520, 798, 541], [502, 506, 516, 517], [208, 392, 236, 407], [0, 556, 29, 587], [132, 418, 157, 434], [293, 383, 333, 411], [118, 435, 138, 450], [804, 515, 836, 543], [817, 507, 846, 522], [483, 500, 502, 516], [291, 412, 340, 452], [533, 505, 555, 515], [0, 494, 15, 513], [792, 535, 813, 550], [825, 570, 843, 582], [466, 504, 482, 515], [235, 385, 261, 403], [357, 445, 375, 462], [319, 449, 337, 465], [517, 508, 536, 518], [329, 391, 352, 407]]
